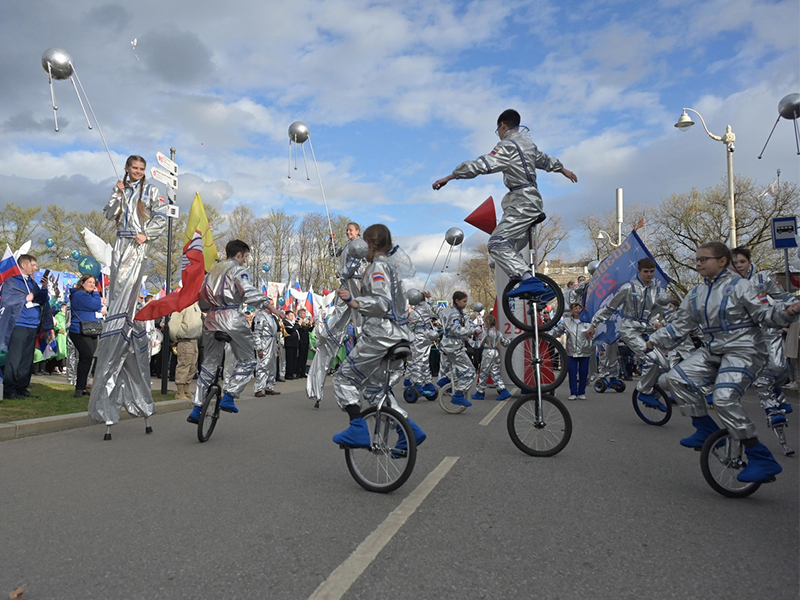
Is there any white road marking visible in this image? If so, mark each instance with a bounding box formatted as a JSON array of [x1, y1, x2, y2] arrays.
[[479, 398, 509, 426], [308, 456, 459, 600]]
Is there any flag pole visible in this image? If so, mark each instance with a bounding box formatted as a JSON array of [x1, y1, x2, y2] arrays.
[[160, 147, 176, 395]]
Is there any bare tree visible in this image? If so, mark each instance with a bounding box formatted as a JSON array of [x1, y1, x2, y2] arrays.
[[537, 213, 570, 266], [577, 203, 648, 262], [461, 243, 495, 308]]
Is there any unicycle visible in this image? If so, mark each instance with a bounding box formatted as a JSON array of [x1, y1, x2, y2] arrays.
[[700, 428, 764, 498], [504, 221, 572, 456], [631, 384, 673, 426], [342, 342, 417, 493], [197, 331, 230, 443]]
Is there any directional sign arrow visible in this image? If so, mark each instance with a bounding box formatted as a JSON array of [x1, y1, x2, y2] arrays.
[[150, 166, 178, 190], [156, 151, 178, 175]]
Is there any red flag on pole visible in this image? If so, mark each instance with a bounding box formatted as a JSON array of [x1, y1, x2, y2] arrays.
[[134, 231, 205, 321]]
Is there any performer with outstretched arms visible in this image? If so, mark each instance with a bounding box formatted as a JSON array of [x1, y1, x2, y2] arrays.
[[307, 222, 366, 407], [187, 239, 271, 423], [648, 242, 800, 483], [89, 155, 167, 429], [432, 109, 577, 297]]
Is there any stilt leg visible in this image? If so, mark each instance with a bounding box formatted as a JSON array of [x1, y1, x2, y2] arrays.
[[145, 416, 153, 434], [103, 423, 112, 441]]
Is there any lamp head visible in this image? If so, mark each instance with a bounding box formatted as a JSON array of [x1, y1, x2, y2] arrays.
[[674, 111, 694, 131]]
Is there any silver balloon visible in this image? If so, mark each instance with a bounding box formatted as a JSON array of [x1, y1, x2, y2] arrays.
[[407, 288, 424, 306], [778, 93, 800, 120], [472, 302, 484, 313], [288, 121, 310, 144], [41, 48, 73, 80], [349, 238, 368, 259], [587, 260, 600, 275], [445, 227, 464, 246]]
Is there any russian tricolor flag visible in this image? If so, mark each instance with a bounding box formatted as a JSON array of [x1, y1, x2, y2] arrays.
[[0, 244, 21, 285], [304, 291, 315, 319]]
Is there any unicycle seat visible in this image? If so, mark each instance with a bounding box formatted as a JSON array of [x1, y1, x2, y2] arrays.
[[385, 342, 412, 362], [214, 331, 233, 343]]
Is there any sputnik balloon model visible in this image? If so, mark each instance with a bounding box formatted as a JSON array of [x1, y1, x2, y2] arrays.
[[424, 227, 465, 289], [287, 121, 335, 241], [41, 48, 120, 180], [758, 93, 800, 158]]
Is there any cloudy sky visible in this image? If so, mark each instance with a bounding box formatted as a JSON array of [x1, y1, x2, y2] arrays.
[[0, 0, 798, 280]]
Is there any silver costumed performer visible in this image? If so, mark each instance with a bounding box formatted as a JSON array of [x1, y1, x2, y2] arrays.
[[741, 264, 792, 410], [89, 179, 167, 424], [333, 247, 414, 416], [450, 127, 565, 279], [474, 327, 510, 394], [591, 277, 670, 395], [650, 269, 798, 440], [193, 259, 270, 406], [253, 308, 279, 393], [307, 237, 365, 402], [407, 298, 438, 385], [441, 305, 477, 394]]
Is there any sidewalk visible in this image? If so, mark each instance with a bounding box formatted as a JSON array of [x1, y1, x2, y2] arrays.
[[0, 373, 309, 442]]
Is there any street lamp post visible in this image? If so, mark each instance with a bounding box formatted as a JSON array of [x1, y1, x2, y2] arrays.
[[674, 108, 737, 247]]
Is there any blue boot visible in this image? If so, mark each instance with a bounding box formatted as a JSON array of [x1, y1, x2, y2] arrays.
[[637, 392, 667, 412], [451, 392, 472, 407], [186, 405, 202, 424], [705, 393, 714, 406], [779, 402, 793, 414], [436, 376, 451, 387], [738, 442, 783, 482], [219, 393, 239, 413], [766, 407, 787, 426], [421, 383, 437, 397], [506, 276, 556, 301], [497, 389, 512, 401], [471, 391, 485, 400], [680, 415, 720, 448], [332, 418, 371, 447], [403, 378, 412, 387], [393, 418, 427, 458]]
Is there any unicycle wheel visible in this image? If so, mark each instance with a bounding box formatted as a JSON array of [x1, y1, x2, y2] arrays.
[[502, 275, 564, 333], [198, 384, 221, 443], [700, 429, 762, 498], [344, 406, 416, 493], [507, 393, 572, 457], [631, 385, 672, 426], [505, 332, 567, 394]]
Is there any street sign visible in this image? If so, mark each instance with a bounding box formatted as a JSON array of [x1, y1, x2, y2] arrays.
[[150, 166, 178, 190], [771, 216, 798, 249], [156, 151, 178, 175], [437, 301, 448, 308], [166, 205, 179, 219]]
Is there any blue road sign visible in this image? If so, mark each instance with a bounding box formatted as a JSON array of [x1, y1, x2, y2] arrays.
[[772, 216, 798, 249]]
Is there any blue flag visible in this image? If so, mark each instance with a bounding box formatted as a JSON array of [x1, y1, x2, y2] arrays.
[[580, 230, 670, 345]]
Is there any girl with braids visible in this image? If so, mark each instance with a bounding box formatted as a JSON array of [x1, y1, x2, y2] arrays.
[[88, 155, 168, 432]]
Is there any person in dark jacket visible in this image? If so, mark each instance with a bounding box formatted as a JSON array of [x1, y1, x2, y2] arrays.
[[283, 310, 300, 379], [296, 308, 313, 378], [68, 275, 106, 397], [0, 254, 51, 398]]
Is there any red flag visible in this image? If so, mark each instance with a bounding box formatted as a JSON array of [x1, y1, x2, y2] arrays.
[[304, 291, 315, 319], [134, 231, 205, 321], [634, 217, 645, 231]]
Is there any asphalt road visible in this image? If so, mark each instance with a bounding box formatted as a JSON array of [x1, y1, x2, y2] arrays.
[[1, 377, 798, 599]]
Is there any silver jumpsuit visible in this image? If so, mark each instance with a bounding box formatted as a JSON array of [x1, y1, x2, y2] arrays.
[[307, 238, 366, 402], [591, 277, 670, 395], [253, 308, 278, 393], [741, 265, 792, 410], [552, 317, 594, 357], [650, 269, 798, 440], [89, 180, 167, 425], [407, 299, 437, 385], [192, 259, 270, 406], [451, 127, 564, 279], [474, 327, 510, 394], [440, 306, 477, 394], [333, 250, 414, 416]]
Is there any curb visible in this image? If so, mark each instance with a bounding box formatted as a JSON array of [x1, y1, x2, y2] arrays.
[[0, 399, 193, 442]]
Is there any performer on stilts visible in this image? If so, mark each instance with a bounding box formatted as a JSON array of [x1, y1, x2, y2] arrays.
[[88, 155, 167, 436]]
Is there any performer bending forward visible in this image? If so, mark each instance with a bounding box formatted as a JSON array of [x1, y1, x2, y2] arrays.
[[89, 155, 167, 426]]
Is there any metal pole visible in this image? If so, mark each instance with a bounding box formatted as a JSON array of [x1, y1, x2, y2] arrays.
[[160, 147, 176, 395], [725, 130, 736, 247], [785, 248, 791, 292], [616, 188, 623, 245]]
